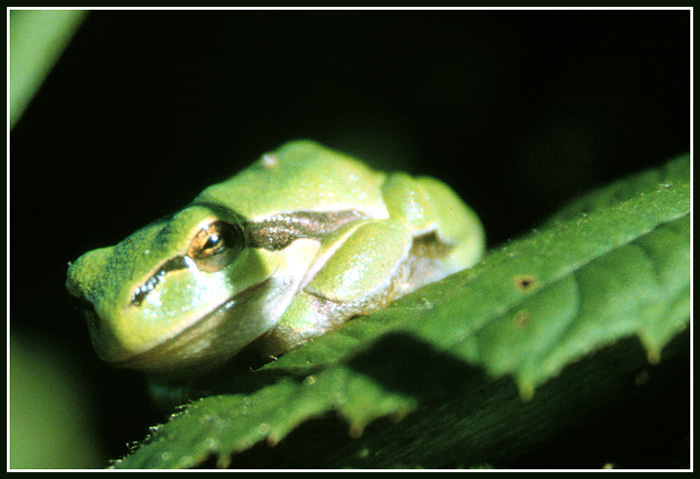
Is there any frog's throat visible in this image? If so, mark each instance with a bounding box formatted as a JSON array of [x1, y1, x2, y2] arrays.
[[112, 276, 288, 376]]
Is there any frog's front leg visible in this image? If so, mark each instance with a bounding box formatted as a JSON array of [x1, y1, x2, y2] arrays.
[[261, 219, 413, 356]]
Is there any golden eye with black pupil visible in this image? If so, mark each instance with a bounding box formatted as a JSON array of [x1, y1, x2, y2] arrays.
[[188, 221, 244, 272]]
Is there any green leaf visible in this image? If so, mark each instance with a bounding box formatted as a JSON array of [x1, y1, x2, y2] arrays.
[[113, 154, 689, 469], [10, 10, 87, 129]]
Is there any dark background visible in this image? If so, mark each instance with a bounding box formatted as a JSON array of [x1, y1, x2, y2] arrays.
[[10, 10, 690, 468]]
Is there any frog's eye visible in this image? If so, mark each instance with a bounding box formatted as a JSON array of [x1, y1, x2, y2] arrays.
[[188, 221, 244, 272]]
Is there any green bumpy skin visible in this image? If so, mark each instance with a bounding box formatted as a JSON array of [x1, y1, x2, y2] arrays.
[[66, 140, 485, 377]]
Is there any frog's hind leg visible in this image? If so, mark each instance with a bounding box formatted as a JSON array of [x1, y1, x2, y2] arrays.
[[260, 172, 484, 358], [260, 219, 413, 357], [414, 175, 485, 273], [381, 172, 485, 290]]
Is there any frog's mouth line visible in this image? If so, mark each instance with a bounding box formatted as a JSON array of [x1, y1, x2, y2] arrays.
[[113, 276, 282, 376], [130, 256, 189, 307]]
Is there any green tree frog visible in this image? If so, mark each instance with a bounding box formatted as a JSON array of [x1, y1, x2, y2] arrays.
[[66, 140, 485, 377]]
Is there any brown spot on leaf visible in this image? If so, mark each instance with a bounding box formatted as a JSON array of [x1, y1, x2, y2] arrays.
[[514, 274, 538, 291], [513, 310, 530, 328]]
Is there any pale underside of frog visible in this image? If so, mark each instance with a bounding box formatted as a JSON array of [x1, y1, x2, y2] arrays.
[[66, 140, 485, 378]]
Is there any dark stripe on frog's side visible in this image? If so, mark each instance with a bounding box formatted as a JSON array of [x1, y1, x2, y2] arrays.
[[243, 209, 369, 251], [129, 209, 368, 306], [193, 201, 370, 251]]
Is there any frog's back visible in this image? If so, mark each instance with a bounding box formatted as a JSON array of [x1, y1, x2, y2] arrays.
[[195, 141, 389, 220]]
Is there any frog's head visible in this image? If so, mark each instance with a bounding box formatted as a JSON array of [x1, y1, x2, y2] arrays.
[[66, 205, 285, 375]]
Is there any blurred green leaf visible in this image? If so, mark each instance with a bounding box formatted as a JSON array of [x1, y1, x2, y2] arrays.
[[10, 335, 106, 468], [10, 9, 87, 128], [113, 154, 689, 469]]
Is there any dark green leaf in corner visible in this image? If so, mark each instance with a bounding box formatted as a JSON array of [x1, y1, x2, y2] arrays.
[[113, 154, 689, 469]]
